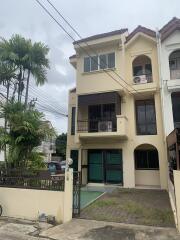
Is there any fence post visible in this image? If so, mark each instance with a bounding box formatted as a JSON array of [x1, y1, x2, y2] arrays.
[[63, 168, 73, 223]]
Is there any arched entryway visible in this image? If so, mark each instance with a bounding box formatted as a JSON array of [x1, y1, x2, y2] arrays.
[[132, 55, 152, 84], [134, 144, 160, 187]]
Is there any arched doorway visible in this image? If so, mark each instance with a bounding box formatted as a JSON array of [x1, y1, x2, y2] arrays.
[[132, 55, 152, 84], [134, 144, 160, 187], [169, 50, 180, 79]]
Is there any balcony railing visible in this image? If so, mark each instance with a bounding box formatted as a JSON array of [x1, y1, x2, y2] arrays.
[[77, 118, 117, 133], [170, 69, 180, 79], [133, 74, 152, 84]]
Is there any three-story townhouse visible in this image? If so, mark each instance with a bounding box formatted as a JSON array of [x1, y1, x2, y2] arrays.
[[67, 26, 167, 189]]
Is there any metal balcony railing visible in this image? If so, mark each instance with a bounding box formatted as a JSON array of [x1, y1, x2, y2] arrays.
[[77, 118, 117, 133]]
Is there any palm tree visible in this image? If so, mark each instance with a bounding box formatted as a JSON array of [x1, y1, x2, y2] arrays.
[[0, 35, 49, 106], [24, 42, 49, 107]]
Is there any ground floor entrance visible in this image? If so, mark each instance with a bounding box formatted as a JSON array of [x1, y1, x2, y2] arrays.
[[88, 149, 123, 184]]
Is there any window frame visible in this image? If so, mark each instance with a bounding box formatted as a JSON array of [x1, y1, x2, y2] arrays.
[[71, 107, 76, 135], [83, 52, 115, 73], [135, 149, 159, 170], [135, 99, 157, 135]]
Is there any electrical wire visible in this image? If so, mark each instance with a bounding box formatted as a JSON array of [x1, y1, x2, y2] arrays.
[[34, 0, 134, 94], [45, 0, 139, 95]]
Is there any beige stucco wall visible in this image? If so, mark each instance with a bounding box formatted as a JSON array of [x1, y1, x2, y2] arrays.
[[67, 32, 168, 190], [135, 170, 160, 186], [0, 169, 73, 223]]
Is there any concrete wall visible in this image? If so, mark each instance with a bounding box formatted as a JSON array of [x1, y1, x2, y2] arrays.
[[0, 169, 73, 223], [135, 170, 160, 186]]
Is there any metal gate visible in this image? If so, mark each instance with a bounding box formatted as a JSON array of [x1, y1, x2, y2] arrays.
[[73, 171, 81, 217]]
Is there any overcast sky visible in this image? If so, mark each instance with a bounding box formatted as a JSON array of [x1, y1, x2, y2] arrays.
[[0, 0, 179, 134]]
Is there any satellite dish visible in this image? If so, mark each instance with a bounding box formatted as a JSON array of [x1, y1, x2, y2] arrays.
[[67, 158, 73, 166]]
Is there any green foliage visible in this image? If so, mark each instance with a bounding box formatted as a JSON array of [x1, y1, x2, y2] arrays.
[[0, 34, 50, 103], [0, 101, 56, 169], [55, 133, 67, 158]]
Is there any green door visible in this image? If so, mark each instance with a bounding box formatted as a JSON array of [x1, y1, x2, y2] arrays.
[[88, 150, 103, 182], [105, 150, 123, 184], [70, 150, 79, 171]]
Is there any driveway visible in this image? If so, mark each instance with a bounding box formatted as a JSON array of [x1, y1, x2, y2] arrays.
[[80, 189, 175, 227], [41, 219, 180, 240]]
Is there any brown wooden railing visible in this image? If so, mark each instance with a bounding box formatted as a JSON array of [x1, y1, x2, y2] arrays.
[[0, 170, 65, 191]]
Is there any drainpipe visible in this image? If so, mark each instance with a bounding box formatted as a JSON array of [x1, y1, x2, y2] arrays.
[[156, 28, 166, 142]]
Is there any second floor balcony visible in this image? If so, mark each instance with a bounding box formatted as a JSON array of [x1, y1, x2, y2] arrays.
[[76, 92, 128, 142]]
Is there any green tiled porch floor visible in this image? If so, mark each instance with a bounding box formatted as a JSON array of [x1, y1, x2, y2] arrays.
[[80, 190, 103, 209]]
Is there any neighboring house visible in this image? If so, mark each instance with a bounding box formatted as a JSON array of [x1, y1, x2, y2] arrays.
[[36, 121, 56, 162], [67, 27, 167, 189], [157, 17, 180, 223]]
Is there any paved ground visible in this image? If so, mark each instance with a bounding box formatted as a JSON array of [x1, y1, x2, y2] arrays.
[[0, 217, 52, 240], [0, 217, 179, 240], [41, 219, 180, 240], [80, 189, 175, 227]]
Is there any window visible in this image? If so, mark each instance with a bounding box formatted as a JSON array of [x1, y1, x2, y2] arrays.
[[133, 66, 143, 76], [71, 107, 76, 135], [135, 150, 159, 170], [84, 57, 90, 72], [172, 93, 180, 128], [84, 52, 115, 72], [99, 54, 107, 69], [135, 99, 157, 135], [91, 56, 98, 71]]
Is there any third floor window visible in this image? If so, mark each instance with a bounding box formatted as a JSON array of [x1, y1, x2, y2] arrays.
[[84, 52, 115, 72]]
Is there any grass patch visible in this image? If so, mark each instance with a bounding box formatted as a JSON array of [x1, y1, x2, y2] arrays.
[[92, 198, 119, 207]]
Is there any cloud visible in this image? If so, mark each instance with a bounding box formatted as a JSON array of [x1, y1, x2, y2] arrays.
[[0, 0, 180, 133]]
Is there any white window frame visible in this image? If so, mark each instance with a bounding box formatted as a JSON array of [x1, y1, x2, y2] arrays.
[[83, 52, 115, 73]]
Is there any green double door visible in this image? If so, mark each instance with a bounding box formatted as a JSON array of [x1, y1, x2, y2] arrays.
[[88, 149, 123, 184]]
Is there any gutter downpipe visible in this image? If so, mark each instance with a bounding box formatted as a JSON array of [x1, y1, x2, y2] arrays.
[[156, 28, 166, 143]]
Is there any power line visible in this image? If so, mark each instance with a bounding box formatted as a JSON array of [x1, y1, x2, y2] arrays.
[[45, 0, 139, 94], [34, 0, 133, 94]]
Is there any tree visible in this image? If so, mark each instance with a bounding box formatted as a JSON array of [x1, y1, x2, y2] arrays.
[[55, 133, 67, 159], [0, 35, 49, 106], [0, 101, 56, 169]]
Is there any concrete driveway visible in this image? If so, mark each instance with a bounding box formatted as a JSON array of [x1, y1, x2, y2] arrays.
[[40, 219, 180, 240]]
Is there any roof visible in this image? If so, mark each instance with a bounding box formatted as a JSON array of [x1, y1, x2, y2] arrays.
[[69, 54, 76, 59], [73, 28, 128, 45], [126, 25, 156, 43], [160, 17, 180, 41], [70, 87, 76, 93]]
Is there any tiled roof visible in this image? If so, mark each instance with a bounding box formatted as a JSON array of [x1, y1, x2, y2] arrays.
[[126, 25, 156, 43], [73, 28, 128, 44], [160, 17, 180, 41]]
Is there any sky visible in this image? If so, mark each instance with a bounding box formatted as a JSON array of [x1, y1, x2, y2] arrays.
[[0, 0, 179, 133]]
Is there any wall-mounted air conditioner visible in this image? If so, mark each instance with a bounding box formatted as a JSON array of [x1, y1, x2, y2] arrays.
[[133, 75, 147, 84], [98, 121, 112, 132]]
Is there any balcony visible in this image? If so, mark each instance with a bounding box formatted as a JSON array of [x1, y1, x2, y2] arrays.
[[76, 115, 128, 142]]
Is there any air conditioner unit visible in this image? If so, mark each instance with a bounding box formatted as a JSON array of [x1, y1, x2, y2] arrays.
[[133, 75, 147, 84], [98, 121, 112, 132]]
